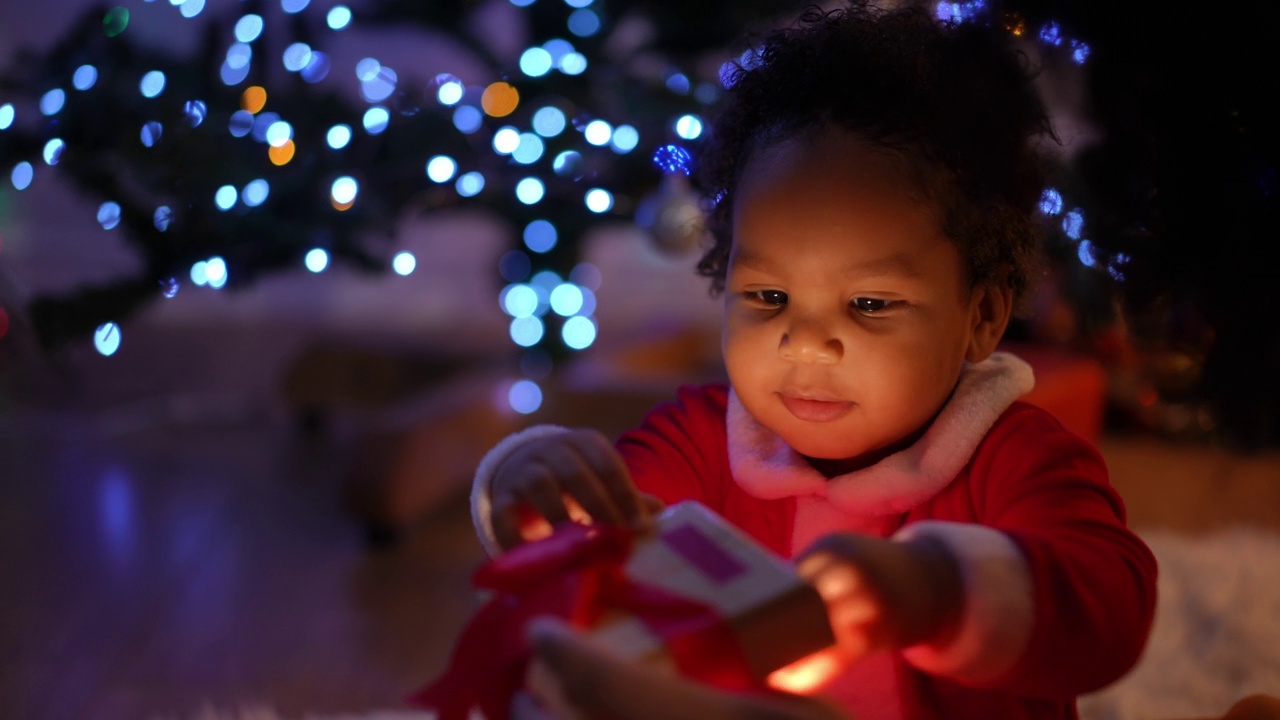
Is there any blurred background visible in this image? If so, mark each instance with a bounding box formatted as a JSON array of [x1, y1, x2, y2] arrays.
[[1, 1, 1277, 719]]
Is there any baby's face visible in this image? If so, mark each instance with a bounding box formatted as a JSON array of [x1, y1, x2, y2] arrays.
[[723, 128, 986, 465]]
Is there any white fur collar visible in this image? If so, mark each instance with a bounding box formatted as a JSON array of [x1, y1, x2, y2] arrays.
[[726, 352, 1035, 516]]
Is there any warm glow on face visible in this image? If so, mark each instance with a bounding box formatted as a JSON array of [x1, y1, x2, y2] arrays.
[[241, 85, 267, 113], [482, 81, 520, 117], [767, 648, 843, 694]]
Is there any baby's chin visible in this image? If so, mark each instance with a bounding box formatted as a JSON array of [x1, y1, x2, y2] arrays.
[[774, 429, 875, 466]]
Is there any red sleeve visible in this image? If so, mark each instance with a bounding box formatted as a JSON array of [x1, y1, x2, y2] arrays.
[[614, 384, 733, 509], [971, 403, 1158, 697]]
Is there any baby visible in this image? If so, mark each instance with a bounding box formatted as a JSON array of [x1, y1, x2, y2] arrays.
[[469, 2, 1158, 718]]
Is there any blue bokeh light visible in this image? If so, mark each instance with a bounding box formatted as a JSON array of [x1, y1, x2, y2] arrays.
[[516, 178, 545, 205], [502, 284, 539, 318], [73, 65, 98, 90], [509, 316, 545, 347], [512, 133, 545, 164], [331, 176, 358, 204], [426, 155, 457, 183], [140, 121, 163, 147], [184, 100, 207, 127], [242, 178, 270, 206], [305, 248, 329, 272], [327, 6, 352, 30], [327, 124, 352, 149], [362, 107, 390, 134], [524, 220, 557, 253], [95, 322, 122, 356], [43, 139, 65, 165], [653, 144, 692, 175], [562, 316, 597, 350], [456, 171, 485, 197], [521, 47, 554, 77], [1038, 188, 1063, 215], [215, 185, 238, 211], [392, 251, 416, 276], [40, 89, 66, 116], [97, 202, 122, 230], [140, 71, 166, 98], [508, 379, 543, 414], [532, 106, 566, 137], [567, 9, 601, 37], [452, 105, 483, 133], [235, 14, 264, 42]]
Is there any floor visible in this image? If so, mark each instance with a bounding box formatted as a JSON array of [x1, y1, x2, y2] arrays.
[[2, 323, 1278, 720]]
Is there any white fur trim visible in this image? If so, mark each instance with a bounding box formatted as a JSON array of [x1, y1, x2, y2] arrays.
[[728, 352, 1035, 515], [896, 521, 1034, 682], [470, 424, 573, 557]]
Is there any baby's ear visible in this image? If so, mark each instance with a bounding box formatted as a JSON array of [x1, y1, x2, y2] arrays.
[[965, 285, 1014, 363]]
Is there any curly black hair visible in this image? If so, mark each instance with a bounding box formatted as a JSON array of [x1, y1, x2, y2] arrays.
[[695, 1, 1058, 307]]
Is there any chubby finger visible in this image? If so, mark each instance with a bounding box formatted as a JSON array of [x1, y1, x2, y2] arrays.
[[518, 470, 574, 529], [527, 618, 846, 720], [491, 497, 528, 551], [565, 429, 649, 530], [555, 430, 640, 527]]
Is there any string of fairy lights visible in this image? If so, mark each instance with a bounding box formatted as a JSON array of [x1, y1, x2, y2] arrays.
[[0, 0, 1123, 415]]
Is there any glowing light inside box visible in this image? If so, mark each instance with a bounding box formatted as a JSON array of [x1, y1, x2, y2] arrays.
[[767, 648, 842, 694]]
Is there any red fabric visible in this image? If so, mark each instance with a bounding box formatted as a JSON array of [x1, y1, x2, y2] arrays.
[[614, 383, 1158, 720], [408, 521, 757, 720]]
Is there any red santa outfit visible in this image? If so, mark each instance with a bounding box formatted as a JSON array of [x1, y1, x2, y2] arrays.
[[471, 352, 1158, 720]]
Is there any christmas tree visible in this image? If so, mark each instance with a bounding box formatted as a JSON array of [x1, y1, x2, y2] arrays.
[[1, 0, 1276, 448]]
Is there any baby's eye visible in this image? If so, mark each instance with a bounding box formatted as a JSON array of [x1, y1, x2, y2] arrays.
[[851, 297, 897, 315], [746, 289, 788, 306]]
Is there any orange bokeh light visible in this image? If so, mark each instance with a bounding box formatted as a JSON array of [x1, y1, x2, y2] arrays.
[[241, 86, 267, 114], [332, 198, 354, 212], [766, 648, 843, 694], [269, 139, 296, 166], [481, 81, 519, 118]]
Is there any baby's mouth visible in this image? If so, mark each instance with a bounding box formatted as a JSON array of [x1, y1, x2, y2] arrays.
[[779, 394, 854, 423]]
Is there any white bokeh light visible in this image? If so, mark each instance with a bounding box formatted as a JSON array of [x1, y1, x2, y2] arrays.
[[392, 251, 416, 276], [305, 248, 330, 273]]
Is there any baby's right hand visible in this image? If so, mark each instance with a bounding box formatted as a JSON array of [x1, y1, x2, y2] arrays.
[[488, 428, 660, 551]]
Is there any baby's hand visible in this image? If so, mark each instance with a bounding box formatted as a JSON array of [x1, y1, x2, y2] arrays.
[[489, 429, 661, 551], [796, 533, 964, 658]]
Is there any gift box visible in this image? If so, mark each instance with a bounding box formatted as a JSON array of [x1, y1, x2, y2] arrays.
[[409, 500, 834, 720]]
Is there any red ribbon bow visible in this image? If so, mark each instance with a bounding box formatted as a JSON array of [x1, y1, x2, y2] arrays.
[[408, 521, 755, 720]]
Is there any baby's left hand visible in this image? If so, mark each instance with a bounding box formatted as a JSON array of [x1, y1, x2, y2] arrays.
[[796, 532, 964, 658], [514, 617, 852, 720]]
